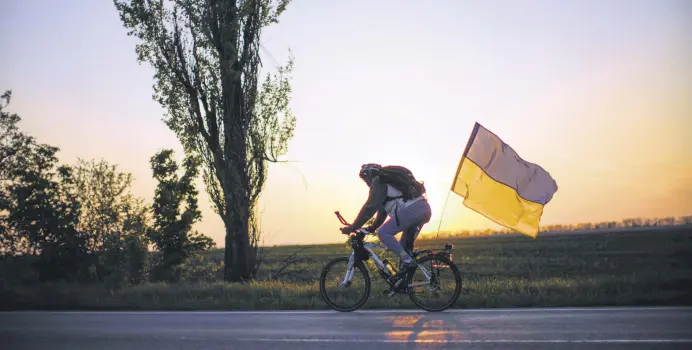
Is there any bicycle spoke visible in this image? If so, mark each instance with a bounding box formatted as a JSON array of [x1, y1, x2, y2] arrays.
[[319, 257, 371, 312], [407, 254, 462, 312]]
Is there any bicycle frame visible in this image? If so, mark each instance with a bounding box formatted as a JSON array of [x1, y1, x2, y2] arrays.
[[341, 236, 432, 289], [335, 210, 434, 289]]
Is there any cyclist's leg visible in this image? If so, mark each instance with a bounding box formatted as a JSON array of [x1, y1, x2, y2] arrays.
[[376, 219, 407, 263], [377, 199, 432, 266], [399, 203, 431, 265], [401, 223, 421, 256], [398, 224, 420, 269]]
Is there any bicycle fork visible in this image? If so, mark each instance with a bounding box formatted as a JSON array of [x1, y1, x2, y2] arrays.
[[340, 252, 356, 288]]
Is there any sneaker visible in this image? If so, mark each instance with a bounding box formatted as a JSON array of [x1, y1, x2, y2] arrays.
[[388, 259, 417, 283], [399, 259, 417, 273]]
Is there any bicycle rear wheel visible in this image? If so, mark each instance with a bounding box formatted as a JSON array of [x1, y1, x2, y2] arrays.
[[319, 256, 371, 312], [406, 253, 462, 312]]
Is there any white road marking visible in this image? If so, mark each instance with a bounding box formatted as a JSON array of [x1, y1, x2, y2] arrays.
[[10, 306, 690, 315], [236, 338, 692, 344]]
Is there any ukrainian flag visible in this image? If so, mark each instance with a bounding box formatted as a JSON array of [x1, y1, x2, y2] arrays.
[[451, 122, 558, 238]]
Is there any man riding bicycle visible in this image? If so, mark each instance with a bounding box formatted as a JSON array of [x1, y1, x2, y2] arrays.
[[340, 163, 432, 272]]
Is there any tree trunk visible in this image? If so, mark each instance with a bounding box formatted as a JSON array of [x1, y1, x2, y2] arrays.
[[222, 189, 252, 282], [221, 183, 253, 282], [222, 213, 251, 281], [231, 200, 251, 281], [221, 74, 253, 282], [223, 221, 234, 281]]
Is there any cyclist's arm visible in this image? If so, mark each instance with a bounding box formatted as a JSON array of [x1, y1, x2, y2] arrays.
[[351, 176, 387, 230]]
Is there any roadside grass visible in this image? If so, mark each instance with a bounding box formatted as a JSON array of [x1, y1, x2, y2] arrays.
[[2, 227, 691, 310]]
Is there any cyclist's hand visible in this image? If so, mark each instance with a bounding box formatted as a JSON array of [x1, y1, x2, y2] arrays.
[[340, 226, 355, 235]]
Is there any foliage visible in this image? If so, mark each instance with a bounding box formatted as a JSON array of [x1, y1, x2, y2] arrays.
[[1, 91, 33, 180], [73, 159, 134, 252], [1, 90, 33, 255], [1, 89, 223, 287], [179, 252, 223, 283], [122, 220, 149, 285], [0, 91, 88, 281], [148, 149, 215, 282], [71, 159, 151, 285], [113, 0, 296, 282]]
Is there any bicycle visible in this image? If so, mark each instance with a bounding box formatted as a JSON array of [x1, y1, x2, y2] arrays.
[[319, 211, 463, 312]]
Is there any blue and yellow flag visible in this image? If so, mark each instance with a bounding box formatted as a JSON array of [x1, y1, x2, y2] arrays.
[[451, 122, 558, 238]]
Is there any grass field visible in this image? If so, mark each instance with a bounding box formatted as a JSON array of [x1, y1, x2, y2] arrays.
[[2, 226, 691, 310]]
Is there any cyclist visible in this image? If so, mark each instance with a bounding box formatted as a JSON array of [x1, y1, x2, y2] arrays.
[[340, 163, 432, 272]]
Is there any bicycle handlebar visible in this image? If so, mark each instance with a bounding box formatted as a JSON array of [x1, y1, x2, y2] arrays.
[[335, 210, 371, 236], [334, 211, 349, 226]]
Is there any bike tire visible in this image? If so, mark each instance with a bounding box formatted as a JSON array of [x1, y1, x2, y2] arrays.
[[406, 253, 462, 312], [319, 256, 371, 312]]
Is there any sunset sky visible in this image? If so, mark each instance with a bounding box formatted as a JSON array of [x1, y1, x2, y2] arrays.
[[2, 0, 691, 246]]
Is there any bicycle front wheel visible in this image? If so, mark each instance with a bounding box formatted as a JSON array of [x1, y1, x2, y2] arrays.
[[406, 253, 462, 312], [319, 256, 371, 312]]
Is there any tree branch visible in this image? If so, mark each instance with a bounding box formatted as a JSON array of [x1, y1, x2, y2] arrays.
[[169, 9, 213, 146], [271, 246, 310, 280], [239, 0, 260, 69]]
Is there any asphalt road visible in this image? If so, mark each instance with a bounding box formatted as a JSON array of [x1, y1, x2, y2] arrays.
[[2, 307, 691, 349]]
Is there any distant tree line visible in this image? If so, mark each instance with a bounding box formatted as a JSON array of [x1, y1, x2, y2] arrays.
[[540, 216, 691, 232], [0, 90, 214, 287], [428, 215, 692, 239]]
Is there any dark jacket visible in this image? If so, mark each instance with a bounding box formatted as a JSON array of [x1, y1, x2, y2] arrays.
[[350, 175, 389, 231]]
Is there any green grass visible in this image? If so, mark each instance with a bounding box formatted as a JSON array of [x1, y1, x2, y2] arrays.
[[2, 227, 691, 310]]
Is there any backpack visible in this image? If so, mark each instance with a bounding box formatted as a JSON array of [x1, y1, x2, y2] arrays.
[[378, 165, 426, 202]]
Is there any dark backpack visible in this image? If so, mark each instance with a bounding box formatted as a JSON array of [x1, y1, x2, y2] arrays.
[[378, 165, 426, 202]]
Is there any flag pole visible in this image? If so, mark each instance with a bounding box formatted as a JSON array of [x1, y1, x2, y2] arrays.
[[435, 190, 452, 240], [435, 122, 480, 240]]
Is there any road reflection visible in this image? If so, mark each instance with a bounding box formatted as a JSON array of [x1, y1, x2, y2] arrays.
[[384, 313, 469, 346]]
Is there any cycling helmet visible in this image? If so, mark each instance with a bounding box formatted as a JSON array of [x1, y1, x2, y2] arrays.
[[359, 163, 381, 184]]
